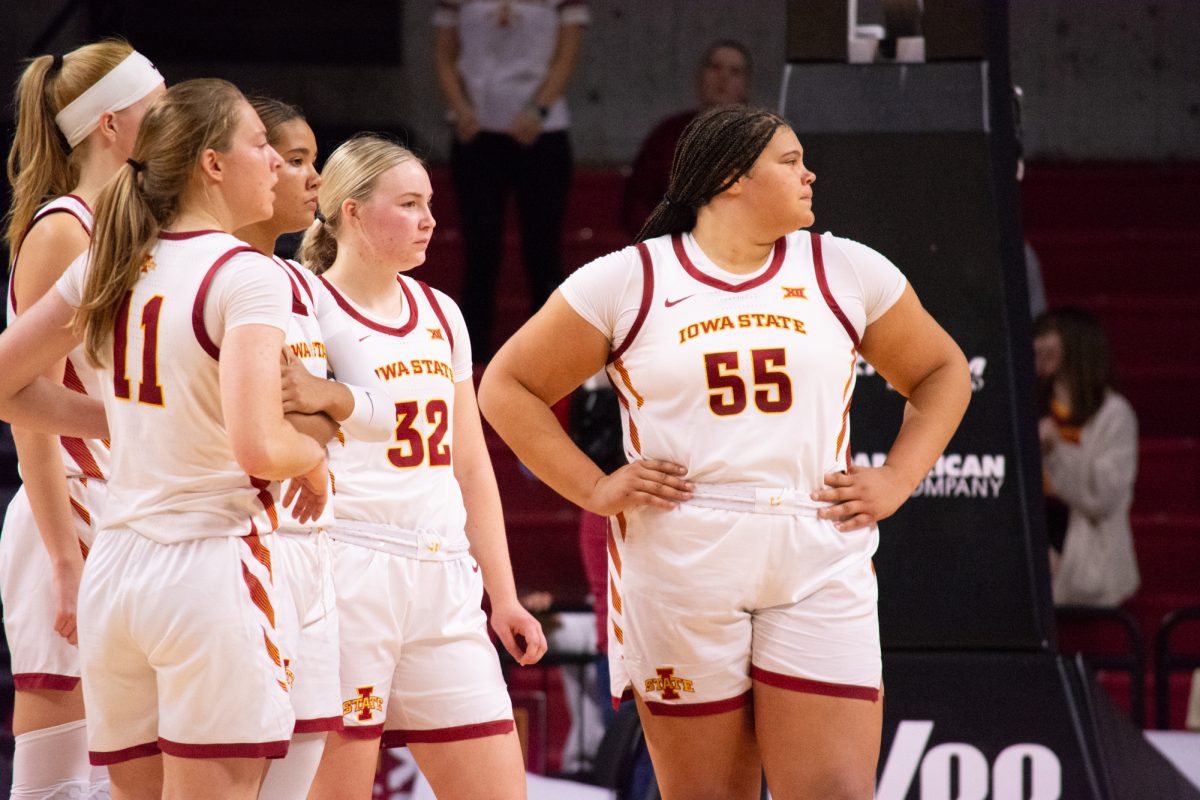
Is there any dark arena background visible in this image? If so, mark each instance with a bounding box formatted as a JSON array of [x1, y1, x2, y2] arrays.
[[1, 1, 1199, 797]]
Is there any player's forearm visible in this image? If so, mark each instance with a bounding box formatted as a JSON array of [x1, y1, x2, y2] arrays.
[[480, 377, 606, 512], [0, 379, 109, 438]]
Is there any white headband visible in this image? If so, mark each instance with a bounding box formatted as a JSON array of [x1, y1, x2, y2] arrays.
[[54, 51, 164, 148]]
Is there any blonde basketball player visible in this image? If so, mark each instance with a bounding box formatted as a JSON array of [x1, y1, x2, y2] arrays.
[[479, 106, 972, 800], [234, 96, 394, 800], [296, 135, 546, 800], [0, 79, 329, 800], [1, 39, 163, 800]]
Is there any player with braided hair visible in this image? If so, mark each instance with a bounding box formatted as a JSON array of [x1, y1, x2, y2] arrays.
[[480, 105, 970, 799]]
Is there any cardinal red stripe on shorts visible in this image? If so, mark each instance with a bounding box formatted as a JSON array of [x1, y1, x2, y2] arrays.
[[381, 719, 514, 747], [243, 530, 273, 579], [241, 561, 276, 628], [263, 629, 282, 667], [642, 689, 752, 717], [609, 575, 622, 614], [750, 665, 880, 702]]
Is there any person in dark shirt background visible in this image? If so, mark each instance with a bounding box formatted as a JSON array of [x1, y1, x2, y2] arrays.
[[619, 39, 752, 237]]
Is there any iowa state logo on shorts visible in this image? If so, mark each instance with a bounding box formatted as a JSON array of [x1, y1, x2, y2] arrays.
[[644, 667, 695, 700], [343, 686, 384, 721]]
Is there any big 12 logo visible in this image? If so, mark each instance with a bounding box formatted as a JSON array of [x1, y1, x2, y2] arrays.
[[876, 721, 1063, 799]]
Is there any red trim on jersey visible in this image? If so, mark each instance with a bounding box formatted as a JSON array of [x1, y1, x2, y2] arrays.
[[750, 665, 879, 702], [281, 259, 316, 304], [810, 232, 860, 349], [249, 477, 279, 532], [294, 716, 344, 734], [608, 243, 655, 364], [89, 741, 160, 766], [606, 524, 622, 577], [159, 229, 224, 240], [416, 279, 455, 353], [320, 274, 420, 337], [9, 200, 93, 312], [12, 672, 80, 691], [191, 246, 258, 360], [157, 737, 290, 760], [672, 233, 786, 293], [61, 436, 104, 480], [381, 719, 514, 748], [642, 689, 752, 717], [339, 722, 385, 740], [272, 256, 310, 316]]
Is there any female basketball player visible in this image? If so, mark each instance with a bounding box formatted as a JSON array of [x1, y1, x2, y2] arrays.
[[295, 135, 546, 800], [0, 78, 328, 800], [478, 106, 972, 799], [1, 39, 163, 800], [234, 96, 393, 800]]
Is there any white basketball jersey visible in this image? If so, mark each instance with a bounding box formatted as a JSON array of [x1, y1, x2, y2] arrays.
[[7, 195, 111, 485], [56, 231, 292, 544], [320, 274, 469, 542], [607, 230, 863, 492], [275, 256, 337, 530]]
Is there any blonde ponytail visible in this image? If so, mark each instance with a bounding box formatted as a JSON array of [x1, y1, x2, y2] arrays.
[[298, 218, 338, 275], [4, 40, 134, 261], [299, 134, 420, 276], [76, 78, 245, 365]]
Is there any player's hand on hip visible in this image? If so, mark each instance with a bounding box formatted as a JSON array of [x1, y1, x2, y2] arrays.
[[586, 459, 693, 517], [491, 596, 549, 666], [812, 464, 910, 532]]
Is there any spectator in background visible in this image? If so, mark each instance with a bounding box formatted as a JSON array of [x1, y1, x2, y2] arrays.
[[1035, 307, 1140, 607], [619, 39, 752, 237], [433, 0, 589, 360]]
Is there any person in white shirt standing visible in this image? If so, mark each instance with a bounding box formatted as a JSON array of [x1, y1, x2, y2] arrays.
[[433, 0, 589, 359], [480, 106, 971, 800]]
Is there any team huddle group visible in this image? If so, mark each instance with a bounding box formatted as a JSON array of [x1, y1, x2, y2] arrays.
[[0, 30, 971, 800]]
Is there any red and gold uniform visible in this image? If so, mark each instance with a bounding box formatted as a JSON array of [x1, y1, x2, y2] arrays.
[[559, 229, 905, 715], [0, 195, 107, 692], [55, 230, 294, 764], [320, 274, 514, 746]]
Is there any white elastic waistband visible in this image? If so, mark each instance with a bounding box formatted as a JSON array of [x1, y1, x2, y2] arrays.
[[327, 519, 471, 561], [684, 483, 831, 517]]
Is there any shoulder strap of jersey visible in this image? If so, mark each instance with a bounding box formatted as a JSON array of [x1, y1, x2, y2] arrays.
[[192, 245, 259, 359], [271, 256, 309, 317], [415, 279, 455, 355], [10, 196, 93, 312], [810, 231, 861, 350], [607, 242, 655, 364]]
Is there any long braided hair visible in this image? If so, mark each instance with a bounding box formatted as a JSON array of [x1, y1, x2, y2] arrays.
[[635, 105, 787, 243]]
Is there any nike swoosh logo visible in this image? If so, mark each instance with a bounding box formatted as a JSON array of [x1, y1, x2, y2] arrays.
[[358, 335, 371, 342], [664, 294, 695, 308]]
